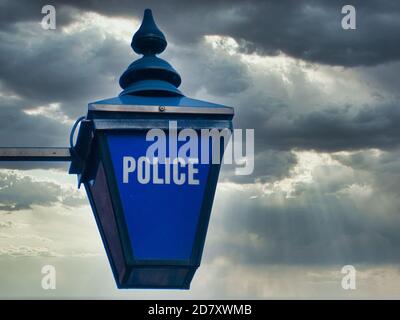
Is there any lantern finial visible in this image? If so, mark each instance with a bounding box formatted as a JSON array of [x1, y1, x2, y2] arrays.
[[119, 9, 182, 96], [131, 9, 167, 55]]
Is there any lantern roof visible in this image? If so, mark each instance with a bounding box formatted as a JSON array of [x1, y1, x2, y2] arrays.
[[89, 94, 232, 110], [119, 9, 183, 97]]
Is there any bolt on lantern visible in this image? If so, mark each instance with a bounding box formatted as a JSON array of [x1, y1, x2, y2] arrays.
[[0, 9, 234, 289]]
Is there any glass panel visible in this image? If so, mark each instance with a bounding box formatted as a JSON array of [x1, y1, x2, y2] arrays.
[[88, 162, 127, 283], [107, 132, 211, 261]]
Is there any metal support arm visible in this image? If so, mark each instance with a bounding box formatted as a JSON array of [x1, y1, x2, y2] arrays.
[[0, 147, 72, 162]]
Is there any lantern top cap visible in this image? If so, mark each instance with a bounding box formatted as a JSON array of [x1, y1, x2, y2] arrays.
[[131, 9, 167, 55], [119, 9, 182, 96]]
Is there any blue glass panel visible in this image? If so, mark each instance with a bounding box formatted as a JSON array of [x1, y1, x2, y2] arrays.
[[107, 132, 210, 261]]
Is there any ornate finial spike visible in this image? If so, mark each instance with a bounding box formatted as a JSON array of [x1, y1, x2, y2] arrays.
[[119, 9, 182, 96], [131, 9, 167, 55]]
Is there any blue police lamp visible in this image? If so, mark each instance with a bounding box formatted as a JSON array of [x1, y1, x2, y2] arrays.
[[0, 9, 233, 289]]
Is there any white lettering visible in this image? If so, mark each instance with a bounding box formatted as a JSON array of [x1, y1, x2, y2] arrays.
[[123, 156, 135, 183], [122, 157, 200, 186]]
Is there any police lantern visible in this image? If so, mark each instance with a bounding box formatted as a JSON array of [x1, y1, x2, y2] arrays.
[[69, 9, 234, 289]]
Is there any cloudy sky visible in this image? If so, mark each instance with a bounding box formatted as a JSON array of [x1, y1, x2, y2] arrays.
[[0, 0, 400, 298]]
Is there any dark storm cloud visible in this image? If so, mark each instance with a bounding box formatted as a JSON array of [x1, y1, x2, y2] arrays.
[[169, 28, 400, 155], [0, 1, 398, 177], [207, 148, 400, 265], [236, 102, 400, 152], [0, 20, 130, 119], [218, 198, 400, 265], [0, 96, 68, 147], [333, 149, 400, 196], [227, 0, 400, 67], [220, 150, 297, 184], [0, 0, 398, 156], [5, 0, 398, 67], [0, 2, 135, 169]]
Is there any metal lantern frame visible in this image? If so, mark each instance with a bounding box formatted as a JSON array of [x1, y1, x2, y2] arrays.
[[70, 95, 233, 289]]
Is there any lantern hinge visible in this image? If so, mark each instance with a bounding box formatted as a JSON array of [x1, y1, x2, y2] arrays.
[[68, 119, 96, 187]]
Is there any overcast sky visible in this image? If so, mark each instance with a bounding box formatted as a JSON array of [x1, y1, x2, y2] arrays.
[[0, 0, 400, 298]]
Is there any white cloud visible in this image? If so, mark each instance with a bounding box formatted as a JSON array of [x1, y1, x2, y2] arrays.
[[24, 103, 73, 125], [62, 11, 137, 44]]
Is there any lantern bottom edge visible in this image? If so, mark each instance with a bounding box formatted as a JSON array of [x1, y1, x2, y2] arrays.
[[114, 265, 198, 290]]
